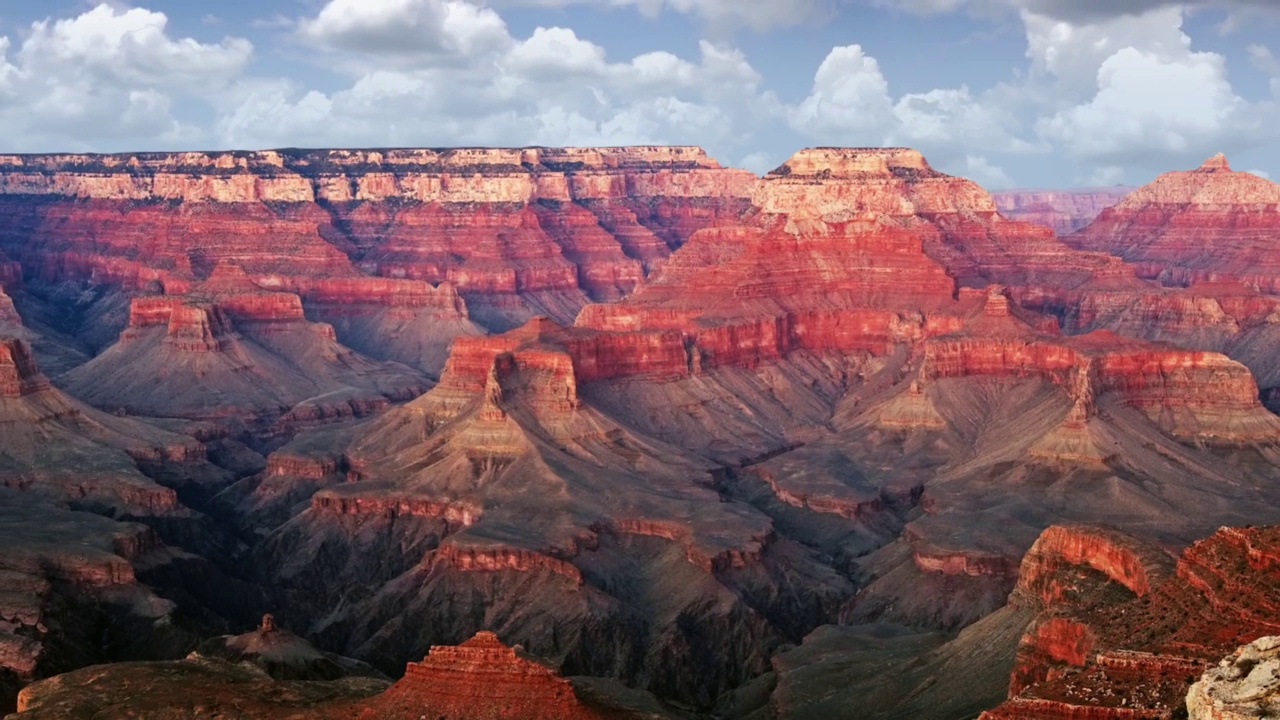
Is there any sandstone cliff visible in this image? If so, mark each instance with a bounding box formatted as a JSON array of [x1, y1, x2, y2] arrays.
[[1067, 155, 1280, 293], [0, 147, 756, 335], [982, 525, 1280, 720]]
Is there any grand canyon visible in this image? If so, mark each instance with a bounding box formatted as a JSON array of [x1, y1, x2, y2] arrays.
[[0, 143, 1277, 720]]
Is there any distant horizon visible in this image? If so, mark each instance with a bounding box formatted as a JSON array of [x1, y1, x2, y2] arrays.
[[0, 143, 1252, 190], [0, 1, 1277, 189]]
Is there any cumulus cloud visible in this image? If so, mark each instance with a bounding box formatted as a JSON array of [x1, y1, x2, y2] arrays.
[[1250, 45, 1280, 97], [877, 0, 1280, 23], [1029, 7, 1272, 171], [297, 0, 510, 66], [218, 0, 780, 160], [787, 44, 1026, 183], [1037, 46, 1259, 164], [0, 4, 252, 152], [1, 0, 1275, 188], [494, 0, 839, 31]]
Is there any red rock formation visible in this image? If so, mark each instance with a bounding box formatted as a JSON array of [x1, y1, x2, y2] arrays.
[[60, 270, 428, 424], [994, 188, 1134, 235], [0, 147, 756, 333], [0, 259, 20, 289], [982, 526, 1280, 720], [1067, 156, 1280, 293], [355, 632, 618, 720], [578, 149, 1150, 377], [0, 338, 48, 397], [1017, 526, 1173, 604], [915, 326, 1279, 444], [0, 336, 220, 515], [0, 488, 201, 712]]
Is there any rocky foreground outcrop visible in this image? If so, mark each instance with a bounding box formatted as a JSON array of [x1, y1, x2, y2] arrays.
[[1187, 636, 1280, 720], [4, 631, 674, 720], [981, 525, 1280, 719], [0, 489, 195, 713]]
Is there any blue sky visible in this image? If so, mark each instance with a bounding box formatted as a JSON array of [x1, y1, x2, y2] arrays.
[[0, 1, 1277, 188]]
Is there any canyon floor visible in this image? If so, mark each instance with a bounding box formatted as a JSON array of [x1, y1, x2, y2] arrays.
[[0, 146, 1278, 718]]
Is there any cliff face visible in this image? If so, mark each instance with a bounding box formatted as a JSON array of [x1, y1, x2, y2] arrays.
[[0, 489, 202, 713], [982, 525, 1280, 720], [55, 261, 429, 425], [1067, 156, 1280, 293], [0, 335, 230, 517], [994, 188, 1133, 235], [0, 147, 756, 334]]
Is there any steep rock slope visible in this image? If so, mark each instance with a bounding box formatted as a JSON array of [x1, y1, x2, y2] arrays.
[[0, 336, 229, 516], [59, 264, 428, 428], [0, 489, 198, 713], [0, 147, 756, 337], [249, 317, 853, 707], [982, 525, 1280, 719]]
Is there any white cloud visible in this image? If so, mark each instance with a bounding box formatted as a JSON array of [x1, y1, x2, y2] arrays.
[[1247, 168, 1272, 179], [297, 0, 511, 69], [1020, 6, 1192, 103], [787, 44, 1031, 185], [1250, 45, 1280, 98], [962, 154, 1014, 188], [218, 2, 779, 161], [495, 0, 838, 31], [1088, 165, 1126, 186], [504, 27, 608, 80], [788, 45, 895, 140], [0, 4, 252, 152], [1032, 8, 1270, 169], [737, 152, 779, 175], [0, 0, 1275, 190], [877, 0, 1280, 24]]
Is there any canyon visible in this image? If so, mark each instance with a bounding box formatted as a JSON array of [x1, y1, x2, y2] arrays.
[[0, 146, 1277, 718], [993, 187, 1134, 235]]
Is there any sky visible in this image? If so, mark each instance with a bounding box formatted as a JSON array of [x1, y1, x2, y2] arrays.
[[0, 1, 1277, 189]]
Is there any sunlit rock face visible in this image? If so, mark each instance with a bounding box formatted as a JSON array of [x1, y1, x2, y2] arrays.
[[982, 526, 1280, 720], [1067, 155, 1280, 293], [0, 147, 757, 336]]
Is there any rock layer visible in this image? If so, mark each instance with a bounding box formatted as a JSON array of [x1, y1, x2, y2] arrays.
[[982, 526, 1280, 720], [994, 188, 1133, 235], [1067, 156, 1280, 292], [0, 147, 756, 333], [356, 632, 613, 720], [1187, 636, 1280, 720]]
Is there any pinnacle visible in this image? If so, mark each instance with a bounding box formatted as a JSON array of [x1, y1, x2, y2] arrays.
[[1200, 153, 1231, 172]]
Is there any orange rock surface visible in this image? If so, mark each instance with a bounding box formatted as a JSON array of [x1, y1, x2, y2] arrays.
[[982, 526, 1280, 720]]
